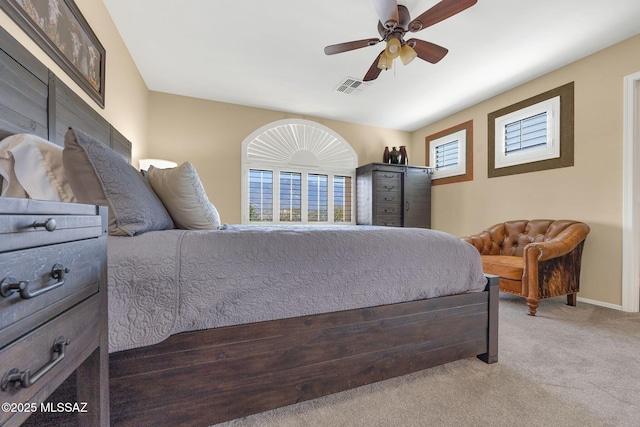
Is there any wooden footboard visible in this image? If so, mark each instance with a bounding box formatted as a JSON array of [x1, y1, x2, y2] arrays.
[[109, 276, 498, 427]]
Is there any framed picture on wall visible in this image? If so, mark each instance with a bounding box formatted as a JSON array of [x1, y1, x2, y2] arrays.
[[0, 0, 106, 107]]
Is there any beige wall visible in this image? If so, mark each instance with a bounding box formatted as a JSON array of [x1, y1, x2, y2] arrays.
[[147, 92, 410, 224], [410, 33, 640, 307], [0, 0, 149, 161]]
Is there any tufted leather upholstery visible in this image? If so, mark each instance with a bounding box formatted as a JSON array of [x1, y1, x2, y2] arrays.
[[462, 220, 590, 316]]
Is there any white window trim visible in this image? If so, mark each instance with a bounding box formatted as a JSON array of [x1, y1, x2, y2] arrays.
[[428, 128, 466, 180], [241, 119, 357, 225], [494, 96, 561, 169]]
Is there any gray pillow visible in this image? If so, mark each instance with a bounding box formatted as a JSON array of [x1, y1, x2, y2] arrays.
[[63, 127, 174, 236], [147, 162, 221, 230]]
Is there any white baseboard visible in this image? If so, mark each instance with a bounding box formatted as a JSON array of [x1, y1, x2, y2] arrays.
[[577, 296, 622, 311]]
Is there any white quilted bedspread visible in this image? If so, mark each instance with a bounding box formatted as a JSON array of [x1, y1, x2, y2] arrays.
[[107, 225, 486, 352]]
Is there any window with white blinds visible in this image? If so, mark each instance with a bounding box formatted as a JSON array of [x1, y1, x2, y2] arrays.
[[504, 112, 547, 155], [494, 96, 560, 169], [428, 128, 466, 180], [279, 172, 301, 222], [242, 119, 357, 224], [436, 140, 459, 169], [248, 170, 273, 222], [333, 176, 352, 222]]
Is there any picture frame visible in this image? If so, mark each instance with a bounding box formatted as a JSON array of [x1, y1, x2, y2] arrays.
[[0, 0, 106, 107]]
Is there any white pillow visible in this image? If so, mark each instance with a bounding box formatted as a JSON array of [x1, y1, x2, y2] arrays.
[[0, 134, 76, 202], [147, 162, 221, 230]]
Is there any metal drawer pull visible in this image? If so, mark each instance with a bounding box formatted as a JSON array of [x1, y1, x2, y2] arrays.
[[0, 264, 69, 299], [384, 185, 395, 189], [0, 277, 27, 297], [1, 337, 69, 391], [33, 218, 57, 231]]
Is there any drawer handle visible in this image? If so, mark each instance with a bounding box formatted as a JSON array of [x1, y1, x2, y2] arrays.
[[33, 218, 57, 232], [1, 336, 69, 391], [384, 185, 395, 189], [0, 264, 69, 299], [0, 277, 27, 298]]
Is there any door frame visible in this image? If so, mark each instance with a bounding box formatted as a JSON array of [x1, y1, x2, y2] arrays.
[[622, 71, 640, 312]]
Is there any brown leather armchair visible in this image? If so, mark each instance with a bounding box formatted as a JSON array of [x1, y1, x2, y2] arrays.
[[462, 220, 590, 316]]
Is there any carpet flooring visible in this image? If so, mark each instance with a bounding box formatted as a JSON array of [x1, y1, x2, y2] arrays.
[[216, 295, 640, 427]]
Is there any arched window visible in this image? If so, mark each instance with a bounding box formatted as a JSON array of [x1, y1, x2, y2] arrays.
[[241, 119, 358, 224]]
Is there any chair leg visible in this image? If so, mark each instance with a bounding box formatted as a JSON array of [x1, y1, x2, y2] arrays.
[[567, 293, 577, 306], [526, 298, 539, 316]]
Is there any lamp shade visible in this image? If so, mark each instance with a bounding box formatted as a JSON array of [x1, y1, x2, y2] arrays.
[[139, 158, 178, 171], [377, 51, 393, 70], [385, 37, 401, 59], [400, 44, 417, 65]]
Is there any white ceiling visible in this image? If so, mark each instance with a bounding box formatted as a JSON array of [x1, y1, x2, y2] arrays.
[[103, 0, 640, 132]]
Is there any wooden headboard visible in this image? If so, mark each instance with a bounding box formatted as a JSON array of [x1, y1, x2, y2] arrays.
[[0, 24, 132, 161]]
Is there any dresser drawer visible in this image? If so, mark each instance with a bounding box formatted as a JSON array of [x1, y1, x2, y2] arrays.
[[0, 237, 104, 348], [0, 214, 103, 252], [0, 294, 100, 426], [374, 172, 401, 191], [375, 204, 402, 217], [374, 215, 402, 227]]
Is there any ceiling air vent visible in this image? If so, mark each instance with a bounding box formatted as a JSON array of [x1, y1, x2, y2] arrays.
[[335, 77, 370, 95]]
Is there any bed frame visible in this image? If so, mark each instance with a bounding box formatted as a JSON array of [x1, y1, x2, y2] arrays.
[[0, 24, 498, 427]]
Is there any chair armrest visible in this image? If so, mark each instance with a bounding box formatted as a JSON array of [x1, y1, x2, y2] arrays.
[[523, 223, 590, 262]]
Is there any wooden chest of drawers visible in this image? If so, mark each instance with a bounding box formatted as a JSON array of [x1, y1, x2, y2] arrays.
[[0, 198, 108, 427], [356, 163, 432, 228]]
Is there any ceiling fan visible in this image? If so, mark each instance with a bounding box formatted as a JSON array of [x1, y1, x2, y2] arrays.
[[324, 0, 477, 81]]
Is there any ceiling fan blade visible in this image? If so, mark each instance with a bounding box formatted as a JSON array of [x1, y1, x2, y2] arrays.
[[324, 38, 381, 55], [370, 0, 399, 29], [407, 39, 448, 63], [363, 51, 384, 82], [409, 0, 477, 32]]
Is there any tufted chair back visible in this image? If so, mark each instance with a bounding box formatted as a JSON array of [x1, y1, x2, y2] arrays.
[[464, 219, 583, 257]]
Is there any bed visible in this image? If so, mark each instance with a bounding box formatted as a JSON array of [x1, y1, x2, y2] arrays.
[[0, 24, 498, 427]]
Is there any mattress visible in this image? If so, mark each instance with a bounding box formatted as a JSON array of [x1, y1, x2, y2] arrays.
[[107, 225, 486, 352]]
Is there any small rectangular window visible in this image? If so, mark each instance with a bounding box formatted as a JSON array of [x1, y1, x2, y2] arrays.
[[279, 171, 301, 222], [494, 96, 561, 169], [333, 176, 352, 222], [248, 169, 273, 222], [504, 112, 547, 155], [435, 140, 460, 169], [428, 128, 467, 180]]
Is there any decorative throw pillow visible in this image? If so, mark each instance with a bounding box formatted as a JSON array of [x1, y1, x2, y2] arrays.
[[0, 133, 76, 201], [147, 162, 221, 230], [63, 127, 174, 236]]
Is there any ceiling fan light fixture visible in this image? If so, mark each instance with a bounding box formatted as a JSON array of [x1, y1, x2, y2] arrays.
[[400, 44, 417, 65], [377, 52, 392, 70], [385, 37, 401, 59]]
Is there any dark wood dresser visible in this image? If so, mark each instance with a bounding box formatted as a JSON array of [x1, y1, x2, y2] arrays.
[[0, 198, 108, 427], [356, 163, 432, 228]]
